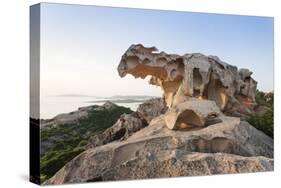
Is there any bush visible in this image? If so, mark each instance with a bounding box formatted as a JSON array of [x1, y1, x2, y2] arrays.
[[255, 90, 274, 107], [247, 90, 274, 138], [248, 107, 273, 138], [41, 148, 85, 179], [77, 140, 88, 147], [40, 174, 47, 184]]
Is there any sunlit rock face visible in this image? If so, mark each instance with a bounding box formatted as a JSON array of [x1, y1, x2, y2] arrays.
[[118, 44, 257, 129]]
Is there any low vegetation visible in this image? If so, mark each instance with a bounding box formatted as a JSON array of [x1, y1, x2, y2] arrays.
[[40, 106, 132, 182], [247, 90, 274, 138]]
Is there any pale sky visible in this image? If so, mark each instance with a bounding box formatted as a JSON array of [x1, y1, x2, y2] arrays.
[[39, 3, 274, 97]]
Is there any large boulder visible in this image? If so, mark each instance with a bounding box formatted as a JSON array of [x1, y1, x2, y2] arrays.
[[164, 98, 222, 129], [45, 115, 273, 184], [117, 44, 257, 117], [136, 97, 168, 124]]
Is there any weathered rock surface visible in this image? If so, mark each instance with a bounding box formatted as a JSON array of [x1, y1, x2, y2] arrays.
[[87, 112, 147, 148], [101, 152, 272, 181], [46, 115, 273, 184], [86, 98, 167, 148], [164, 98, 222, 129], [117, 44, 257, 116], [136, 97, 168, 123]]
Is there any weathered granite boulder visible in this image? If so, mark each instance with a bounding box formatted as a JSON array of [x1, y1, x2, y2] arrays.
[[117, 44, 257, 116], [87, 112, 147, 148], [164, 98, 222, 129], [87, 98, 167, 148], [136, 97, 168, 124], [45, 115, 273, 184]]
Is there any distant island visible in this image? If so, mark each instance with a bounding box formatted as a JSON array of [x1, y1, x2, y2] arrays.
[[88, 99, 145, 103], [106, 95, 157, 100], [53, 94, 157, 100], [53, 94, 96, 97]]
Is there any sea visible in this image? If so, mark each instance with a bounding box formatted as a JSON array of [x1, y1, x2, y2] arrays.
[[40, 96, 152, 119]]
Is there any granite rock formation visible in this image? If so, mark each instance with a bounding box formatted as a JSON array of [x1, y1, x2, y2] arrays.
[[136, 97, 168, 123], [118, 44, 258, 129], [43, 45, 273, 185], [45, 115, 273, 184]]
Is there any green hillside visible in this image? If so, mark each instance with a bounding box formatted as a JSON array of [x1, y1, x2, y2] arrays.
[[40, 105, 132, 182]]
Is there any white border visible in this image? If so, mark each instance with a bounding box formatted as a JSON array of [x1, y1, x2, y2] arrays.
[[0, 0, 280, 188]]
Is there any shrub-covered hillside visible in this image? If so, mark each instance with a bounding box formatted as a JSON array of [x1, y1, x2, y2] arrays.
[[40, 103, 132, 182]]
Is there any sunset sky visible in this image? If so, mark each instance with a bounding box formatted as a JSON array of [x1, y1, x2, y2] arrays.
[[39, 3, 274, 97]]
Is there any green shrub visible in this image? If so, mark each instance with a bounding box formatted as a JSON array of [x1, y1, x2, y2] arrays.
[[248, 107, 273, 138], [77, 140, 88, 147], [255, 90, 274, 107], [41, 148, 85, 178], [40, 174, 47, 184], [248, 90, 274, 138]]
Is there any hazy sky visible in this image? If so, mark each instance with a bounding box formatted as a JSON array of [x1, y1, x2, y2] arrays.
[[40, 3, 274, 97]]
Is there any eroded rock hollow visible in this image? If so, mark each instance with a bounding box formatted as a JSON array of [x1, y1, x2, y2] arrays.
[[118, 44, 257, 129]]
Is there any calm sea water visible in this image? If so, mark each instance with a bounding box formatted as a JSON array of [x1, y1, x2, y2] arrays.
[[40, 96, 142, 119]]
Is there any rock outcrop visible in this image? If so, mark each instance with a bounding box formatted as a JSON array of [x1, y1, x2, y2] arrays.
[[136, 97, 168, 123], [87, 98, 167, 148], [117, 44, 257, 121], [45, 115, 273, 184]]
